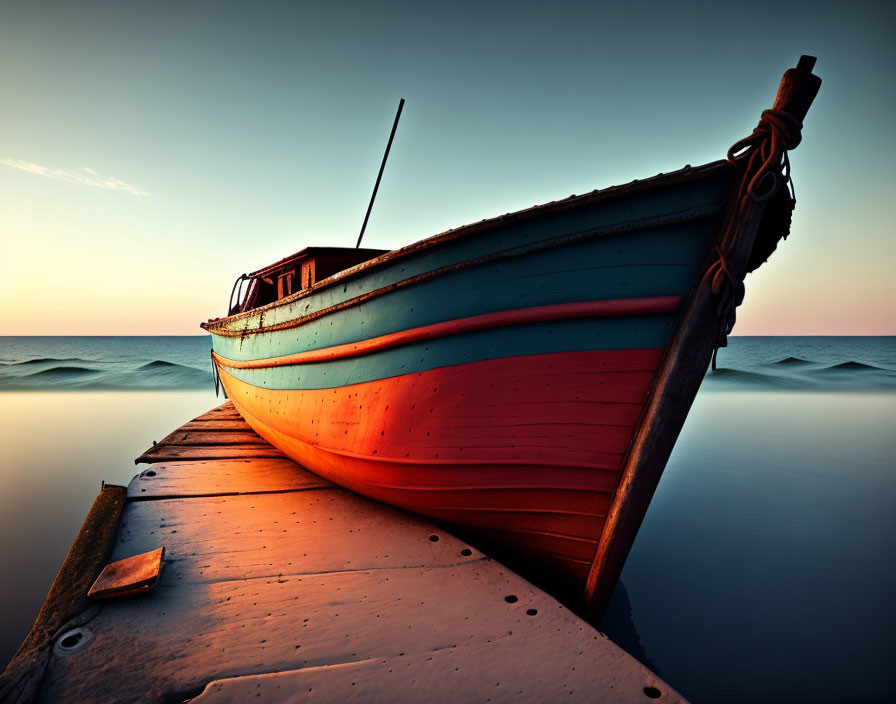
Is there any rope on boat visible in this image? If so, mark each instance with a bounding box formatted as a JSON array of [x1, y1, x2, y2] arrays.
[[210, 349, 221, 397], [708, 107, 804, 359], [728, 109, 802, 202]]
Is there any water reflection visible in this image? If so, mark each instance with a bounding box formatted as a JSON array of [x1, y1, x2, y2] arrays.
[[601, 391, 896, 703], [0, 391, 216, 666], [1, 380, 894, 702]]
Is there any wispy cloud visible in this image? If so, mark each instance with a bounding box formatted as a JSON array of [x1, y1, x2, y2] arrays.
[[1, 158, 150, 196]]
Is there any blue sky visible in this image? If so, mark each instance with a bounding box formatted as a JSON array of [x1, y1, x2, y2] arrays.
[[1, 0, 893, 334]]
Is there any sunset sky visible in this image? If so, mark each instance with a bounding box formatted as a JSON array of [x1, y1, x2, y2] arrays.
[[1, 0, 893, 335]]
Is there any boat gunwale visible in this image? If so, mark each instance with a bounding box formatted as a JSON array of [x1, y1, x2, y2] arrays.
[[201, 159, 732, 335]]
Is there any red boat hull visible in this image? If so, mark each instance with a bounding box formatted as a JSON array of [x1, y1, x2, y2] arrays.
[[218, 347, 662, 587]]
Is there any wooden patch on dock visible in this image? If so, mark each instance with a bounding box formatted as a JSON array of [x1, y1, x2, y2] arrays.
[[87, 547, 165, 600]]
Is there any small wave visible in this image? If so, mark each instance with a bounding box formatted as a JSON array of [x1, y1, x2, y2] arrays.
[[25, 366, 97, 378], [823, 361, 884, 371], [137, 360, 193, 371], [769, 356, 813, 366], [704, 368, 792, 389], [1, 357, 88, 366], [1, 361, 211, 390], [703, 362, 896, 392]]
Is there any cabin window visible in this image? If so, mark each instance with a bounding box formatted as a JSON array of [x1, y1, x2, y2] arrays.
[[231, 247, 386, 315], [301, 260, 315, 290], [240, 278, 260, 313], [277, 270, 295, 299]]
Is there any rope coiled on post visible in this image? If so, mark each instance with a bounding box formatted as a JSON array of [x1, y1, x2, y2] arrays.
[[727, 109, 802, 202], [707, 109, 803, 359]]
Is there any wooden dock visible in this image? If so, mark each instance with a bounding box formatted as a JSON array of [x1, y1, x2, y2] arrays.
[[2, 402, 687, 703]]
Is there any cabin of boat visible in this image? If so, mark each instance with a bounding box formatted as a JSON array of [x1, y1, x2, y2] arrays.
[[228, 247, 388, 315]]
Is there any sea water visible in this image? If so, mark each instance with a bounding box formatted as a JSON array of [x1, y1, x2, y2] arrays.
[[0, 336, 894, 703], [0, 336, 213, 390]]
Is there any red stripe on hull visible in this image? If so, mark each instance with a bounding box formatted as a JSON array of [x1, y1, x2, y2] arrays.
[[217, 349, 662, 586], [213, 297, 681, 369]]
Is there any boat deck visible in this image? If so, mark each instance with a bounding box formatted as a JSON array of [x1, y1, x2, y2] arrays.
[[2, 402, 686, 703]]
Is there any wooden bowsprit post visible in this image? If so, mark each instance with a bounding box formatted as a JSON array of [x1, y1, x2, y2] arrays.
[[580, 56, 822, 621]]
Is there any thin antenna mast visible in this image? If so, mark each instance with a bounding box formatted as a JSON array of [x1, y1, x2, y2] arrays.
[[356, 98, 405, 248]]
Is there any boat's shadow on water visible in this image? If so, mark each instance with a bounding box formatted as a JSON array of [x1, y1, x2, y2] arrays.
[[600, 581, 658, 672]]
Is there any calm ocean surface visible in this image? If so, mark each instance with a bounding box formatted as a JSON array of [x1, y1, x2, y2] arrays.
[[1, 336, 894, 702]]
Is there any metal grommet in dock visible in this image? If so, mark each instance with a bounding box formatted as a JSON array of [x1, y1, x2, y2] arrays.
[[53, 628, 93, 656]]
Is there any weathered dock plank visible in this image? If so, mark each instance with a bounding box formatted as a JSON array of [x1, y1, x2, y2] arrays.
[[136, 406, 285, 463], [180, 419, 254, 431], [158, 429, 269, 445], [5, 402, 688, 703], [192, 402, 244, 421], [115, 495, 476, 584], [128, 459, 331, 498], [192, 638, 663, 703], [135, 444, 286, 463]]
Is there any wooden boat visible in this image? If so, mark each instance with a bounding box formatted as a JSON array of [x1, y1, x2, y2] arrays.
[[202, 57, 821, 619]]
